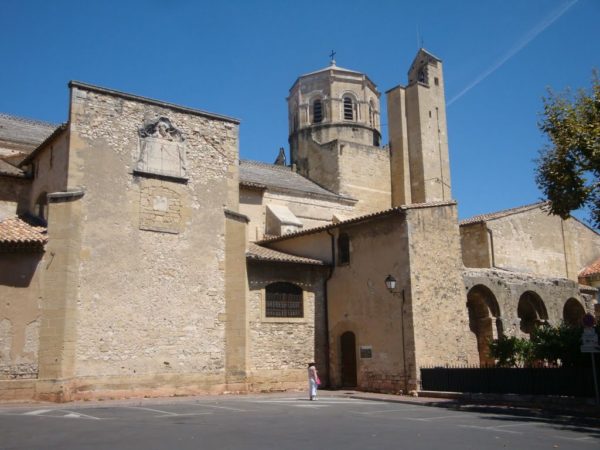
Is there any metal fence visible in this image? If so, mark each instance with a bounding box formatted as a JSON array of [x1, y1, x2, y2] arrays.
[[420, 366, 600, 397]]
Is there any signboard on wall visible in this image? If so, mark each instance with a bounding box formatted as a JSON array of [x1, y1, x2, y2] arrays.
[[360, 346, 372, 359]]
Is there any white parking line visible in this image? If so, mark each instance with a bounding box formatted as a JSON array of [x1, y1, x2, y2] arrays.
[[458, 425, 522, 434], [59, 410, 102, 420], [196, 404, 247, 412], [123, 406, 178, 416], [23, 409, 52, 416], [407, 414, 471, 421], [354, 408, 420, 415]]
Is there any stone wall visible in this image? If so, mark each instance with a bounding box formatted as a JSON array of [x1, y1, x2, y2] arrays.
[[40, 84, 240, 399], [469, 207, 600, 281], [246, 262, 327, 391], [463, 268, 595, 336], [405, 204, 472, 386]]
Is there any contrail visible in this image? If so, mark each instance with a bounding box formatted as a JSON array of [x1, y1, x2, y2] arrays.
[[448, 0, 578, 106]]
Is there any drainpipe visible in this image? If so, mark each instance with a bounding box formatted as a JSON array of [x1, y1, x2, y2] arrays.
[[486, 226, 496, 268], [324, 229, 336, 388]]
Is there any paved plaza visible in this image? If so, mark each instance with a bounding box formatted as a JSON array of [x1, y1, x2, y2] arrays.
[[0, 392, 598, 449]]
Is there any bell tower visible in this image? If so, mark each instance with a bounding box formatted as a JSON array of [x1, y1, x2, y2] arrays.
[[287, 59, 390, 215], [387, 49, 452, 205]]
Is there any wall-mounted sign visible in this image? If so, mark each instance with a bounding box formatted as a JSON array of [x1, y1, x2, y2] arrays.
[[360, 346, 372, 359]]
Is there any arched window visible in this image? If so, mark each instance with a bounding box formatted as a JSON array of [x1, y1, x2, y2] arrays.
[[369, 100, 374, 126], [266, 282, 303, 318], [343, 96, 354, 121], [312, 99, 323, 123], [338, 233, 350, 265]]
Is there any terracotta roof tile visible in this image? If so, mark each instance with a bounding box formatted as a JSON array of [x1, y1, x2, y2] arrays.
[[459, 202, 549, 226], [579, 257, 600, 278], [0, 216, 47, 251], [246, 243, 327, 265]]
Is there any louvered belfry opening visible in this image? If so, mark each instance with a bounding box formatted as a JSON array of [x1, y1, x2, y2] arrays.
[[313, 99, 323, 123], [343, 97, 354, 120]]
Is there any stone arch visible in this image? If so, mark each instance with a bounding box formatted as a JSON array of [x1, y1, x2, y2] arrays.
[[517, 291, 548, 335], [563, 298, 585, 327], [467, 284, 502, 366]]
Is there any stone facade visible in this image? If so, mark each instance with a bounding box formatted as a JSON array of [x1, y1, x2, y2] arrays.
[[0, 48, 598, 402]]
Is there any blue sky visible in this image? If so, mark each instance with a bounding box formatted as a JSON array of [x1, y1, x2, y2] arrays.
[[1, 0, 598, 222]]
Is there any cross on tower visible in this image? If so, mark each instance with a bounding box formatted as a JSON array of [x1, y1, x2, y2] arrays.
[[329, 50, 336, 64]]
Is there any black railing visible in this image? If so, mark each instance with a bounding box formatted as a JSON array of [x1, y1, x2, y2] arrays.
[[421, 366, 600, 397]]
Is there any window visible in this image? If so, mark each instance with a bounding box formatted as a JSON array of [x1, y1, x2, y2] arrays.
[[266, 282, 303, 318], [368, 101, 374, 126], [312, 99, 323, 123], [338, 233, 350, 265], [343, 97, 354, 120], [35, 192, 48, 223]]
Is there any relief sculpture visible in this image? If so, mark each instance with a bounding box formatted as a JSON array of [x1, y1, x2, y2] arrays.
[[136, 116, 187, 179]]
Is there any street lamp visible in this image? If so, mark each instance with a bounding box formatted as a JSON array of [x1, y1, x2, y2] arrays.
[[385, 274, 397, 292]]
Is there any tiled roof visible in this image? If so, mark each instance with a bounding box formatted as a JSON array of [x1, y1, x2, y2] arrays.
[[0, 113, 56, 148], [0, 216, 47, 251], [246, 243, 327, 265], [459, 202, 549, 226], [0, 159, 26, 177], [239, 160, 353, 201], [579, 257, 600, 278], [257, 201, 456, 244]]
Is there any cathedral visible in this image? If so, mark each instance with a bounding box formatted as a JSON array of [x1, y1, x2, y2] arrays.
[[1, 49, 599, 402]]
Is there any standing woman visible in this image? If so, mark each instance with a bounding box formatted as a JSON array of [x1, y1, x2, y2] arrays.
[[308, 362, 319, 400]]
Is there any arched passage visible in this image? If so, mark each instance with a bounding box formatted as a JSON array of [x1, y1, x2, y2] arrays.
[[518, 291, 548, 335], [563, 298, 585, 327], [340, 331, 357, 387], [467, 285, 502, 366]]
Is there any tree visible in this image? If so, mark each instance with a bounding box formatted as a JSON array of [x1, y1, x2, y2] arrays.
[[535, 73, 600, 229]]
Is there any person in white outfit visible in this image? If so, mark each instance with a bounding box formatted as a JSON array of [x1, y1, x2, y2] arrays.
[[308, 362, 319, 400]]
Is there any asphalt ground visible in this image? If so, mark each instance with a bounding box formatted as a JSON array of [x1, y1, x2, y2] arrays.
[[0, 391, 598, 449]]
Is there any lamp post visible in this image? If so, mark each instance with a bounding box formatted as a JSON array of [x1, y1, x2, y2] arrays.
[[385, 274, 408, 393]]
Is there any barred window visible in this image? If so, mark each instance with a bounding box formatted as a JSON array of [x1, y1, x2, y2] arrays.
[[313, 99, 323, 123], [266, 282, 303, 318], [343, 97, 354, 120]]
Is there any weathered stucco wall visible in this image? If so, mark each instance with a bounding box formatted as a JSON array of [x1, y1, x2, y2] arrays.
[[460, 222, 491, 268], [0, 176, 30, 217], [327, 214, 410, 393], [239, 186, 355, 242], [484, 208, 599, 280], [62, 85, 239, 399], [246, 262, 327, 391], [0, 253, 43, 381], [27, 130, 69, 216]]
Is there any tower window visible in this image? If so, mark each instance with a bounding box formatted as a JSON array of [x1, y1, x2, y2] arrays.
[[338, 233, 350, 265], [343, 97, 354, 121], [313, 99, 323, 123], [266, 282, 303, 318]]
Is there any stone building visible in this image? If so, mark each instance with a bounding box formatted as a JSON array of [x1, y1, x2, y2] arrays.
[[1, 49, 598, 401]]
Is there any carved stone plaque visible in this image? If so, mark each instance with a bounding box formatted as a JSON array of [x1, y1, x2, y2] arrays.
[[139, 185, 182, 234], [135, 117, 187, 180]]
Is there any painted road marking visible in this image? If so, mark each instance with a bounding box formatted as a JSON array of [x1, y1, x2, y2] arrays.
[[354, 408, 420, 415], [195, 404, 248, 412], [406, 414, 471, 421], [23, 409, 52, 416], [59, 410, 101, 420], [458, 425, 522, 434], [123, 406, 179, 416]]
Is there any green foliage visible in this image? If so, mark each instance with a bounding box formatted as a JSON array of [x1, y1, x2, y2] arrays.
[[535, 73, 600, 229], [488, 322, 600, 368], [488, 336, 532, 367]]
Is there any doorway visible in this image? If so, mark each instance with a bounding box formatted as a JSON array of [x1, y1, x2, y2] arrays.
[[340, 331, 357, 387]]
